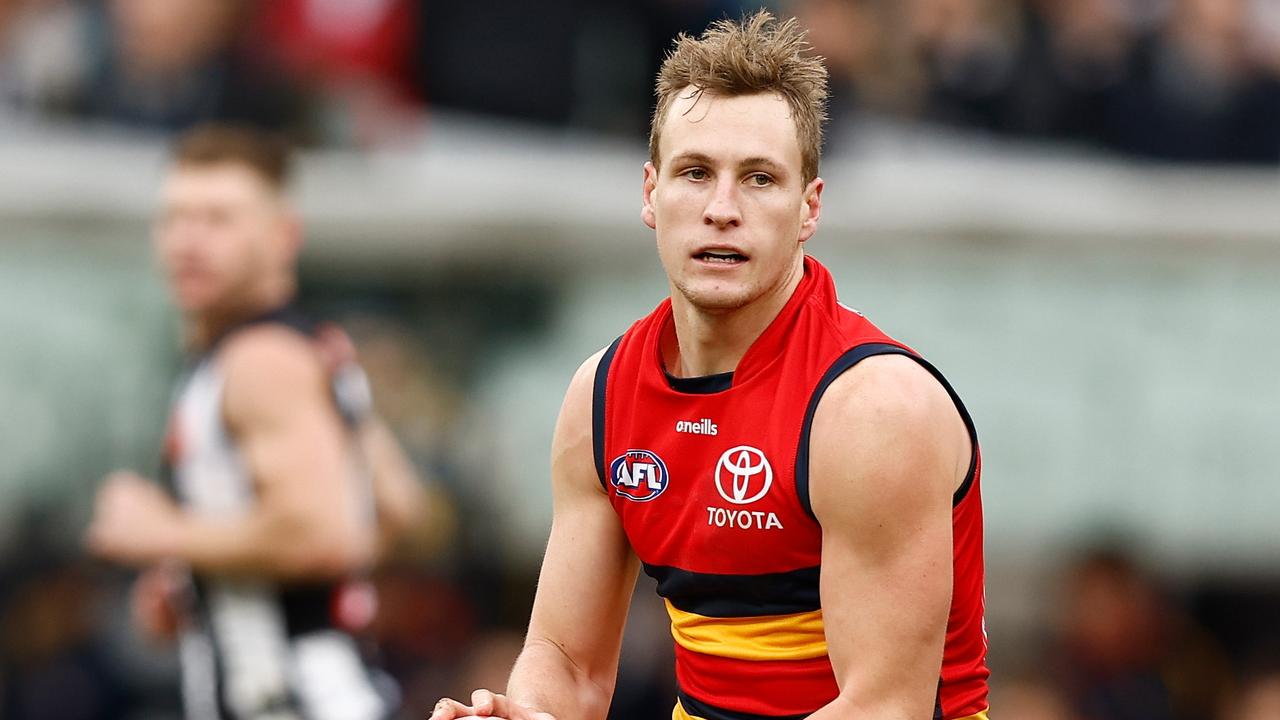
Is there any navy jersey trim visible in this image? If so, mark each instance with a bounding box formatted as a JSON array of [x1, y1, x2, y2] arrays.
[[678, 689, 809, 720], [664, 369, 734, 394], [280, 584, 335, 637], [643, 563, 821, 617], [201, 302, 370, 431], [204, 302, 316, 356], [190, 580, 235, 720], [795, 343, 979, 521], [592, 336, 624, 491]]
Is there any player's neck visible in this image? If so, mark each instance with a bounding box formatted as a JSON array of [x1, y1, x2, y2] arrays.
[[187, 276, 296, 351], [666, 261, 803, 378]]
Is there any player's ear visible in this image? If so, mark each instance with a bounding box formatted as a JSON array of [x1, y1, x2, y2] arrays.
[[798, 177, 823, 244], [641, 162, 658, 230]]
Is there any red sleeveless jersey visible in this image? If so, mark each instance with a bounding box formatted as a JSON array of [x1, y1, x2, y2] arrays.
[[593, 256, 989, 720]]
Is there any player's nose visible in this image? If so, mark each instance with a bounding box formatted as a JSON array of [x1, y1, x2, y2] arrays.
[[703, 179, 742, 228]]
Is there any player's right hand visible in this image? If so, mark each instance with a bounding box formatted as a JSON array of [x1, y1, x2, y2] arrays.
[[131, 563, 183, 644], [428, 690, 556, 720]]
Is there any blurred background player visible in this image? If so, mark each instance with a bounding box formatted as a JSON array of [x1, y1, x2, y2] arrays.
[[84, 124, 431, 720], [432, 12, 986, 720]]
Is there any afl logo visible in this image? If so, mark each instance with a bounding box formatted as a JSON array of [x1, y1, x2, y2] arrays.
[[715, 446, 773, 505], [610, 449, 670, 502]]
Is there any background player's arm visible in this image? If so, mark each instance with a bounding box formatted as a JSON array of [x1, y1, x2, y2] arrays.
[[432, 349, 639, 720], [89, 327, 376, 580], [183, 326, 377, 577], [310, 322, 451, 563], [805, 355, 970, 720], [357, 415, 454, 562]]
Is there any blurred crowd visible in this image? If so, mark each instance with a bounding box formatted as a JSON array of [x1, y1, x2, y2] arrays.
[[992, 547, 1280, 720], [1, 0, 1277, 162]]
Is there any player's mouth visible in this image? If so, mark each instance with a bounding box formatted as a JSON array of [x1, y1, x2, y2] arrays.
[[693, 248, 749, 266]]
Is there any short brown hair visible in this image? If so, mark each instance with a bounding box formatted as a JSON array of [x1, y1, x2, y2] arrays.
[[171, 124, 293, 190], [649, 11, 829, 184]]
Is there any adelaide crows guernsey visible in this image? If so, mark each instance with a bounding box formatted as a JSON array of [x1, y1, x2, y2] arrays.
[[594, 257, 989, 720], [163, 306, 388, 720]]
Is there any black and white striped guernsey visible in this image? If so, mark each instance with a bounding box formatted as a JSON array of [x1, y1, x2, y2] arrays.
[[162, 306, 390, 720]]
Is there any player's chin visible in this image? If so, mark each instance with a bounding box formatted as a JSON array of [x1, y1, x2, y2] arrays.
[[680, 281, 756, 312], [172, 284, 221, 313]]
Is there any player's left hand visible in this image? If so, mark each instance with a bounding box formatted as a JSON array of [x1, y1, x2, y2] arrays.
[[428, 690, 556, 720], [86, 470, 183, 566]]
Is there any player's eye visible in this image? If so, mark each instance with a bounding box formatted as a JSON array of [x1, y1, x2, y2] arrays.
[[684, 168, 709, 181], [747, 173, 773, 187]]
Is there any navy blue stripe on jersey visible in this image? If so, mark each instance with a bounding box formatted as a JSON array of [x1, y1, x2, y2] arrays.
[[280, 584, 334, 637], [794, 343, 980, 522], [204, 302, 316, 357], [664, 369, 734, 394], [678, 689, 809, 720], [592, 336, 624, 491], [191, 582, 235, 720], [643, 563, 821, 618]]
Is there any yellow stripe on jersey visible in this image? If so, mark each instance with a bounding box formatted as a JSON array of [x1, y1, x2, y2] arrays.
[[673, 699, 989, 720], [665, 599, 828, 661], [672, 699, 698, 720]]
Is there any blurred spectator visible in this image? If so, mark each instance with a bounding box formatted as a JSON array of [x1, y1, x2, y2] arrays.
[[1101, 0, 1280, 162], [451, 630, 525, 702], [906, 0, 1024, 132], [988, 673, 1080, 720], [370, 568, 478, 719], [414, 0, 582, 125], [0, 557, 127, 720], [65, 0, 311, 138], [1003, 0, 1138, 139], [572, 0, 743, 134], [346, 316, 464, 468], [0, 0, 89, 116], [1051, 547, 1234, 720], [791, 0, 918, 136], [250, 0, 422, 146], [606, 589, 677, 720], [1227, 666, 1280, 720]]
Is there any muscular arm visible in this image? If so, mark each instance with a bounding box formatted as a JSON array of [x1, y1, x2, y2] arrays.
[[431, 350, 638, 720], [163, 327, 376, 579], [806, 355, 971, 719], [504, 349, 640, 718]]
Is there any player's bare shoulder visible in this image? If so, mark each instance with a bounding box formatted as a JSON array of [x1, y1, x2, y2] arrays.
[[564, 346, 610, 410], [809, 354, 971, 513], [821, 354, 959, 430], [551, 346, 612, 496], [216, 324, 329, 425]]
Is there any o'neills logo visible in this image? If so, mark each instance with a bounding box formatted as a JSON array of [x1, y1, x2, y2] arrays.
[[675, 418, 718, 436]]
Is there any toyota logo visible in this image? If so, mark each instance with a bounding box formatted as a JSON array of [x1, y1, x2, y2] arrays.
[[714, 446, 773, 505]]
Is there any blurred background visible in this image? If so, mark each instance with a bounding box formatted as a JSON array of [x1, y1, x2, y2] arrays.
[[1, 0, 1279, 719]]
